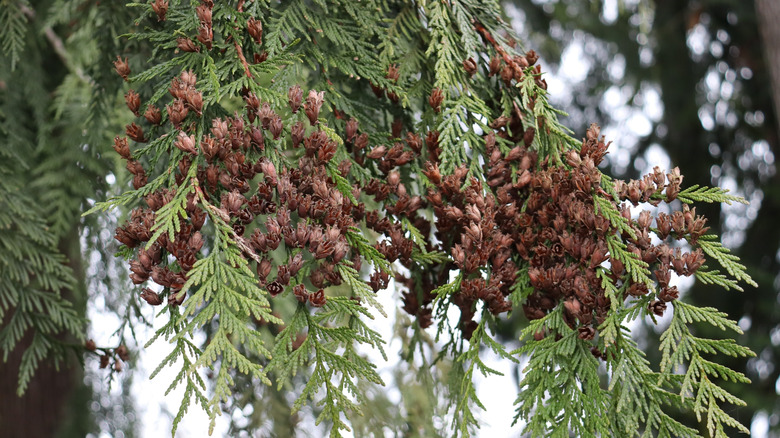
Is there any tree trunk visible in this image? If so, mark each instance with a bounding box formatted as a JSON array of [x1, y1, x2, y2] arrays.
[[756, 0, 780, 140], [0, 338, 79, 438], [0, 225, 91, 438]]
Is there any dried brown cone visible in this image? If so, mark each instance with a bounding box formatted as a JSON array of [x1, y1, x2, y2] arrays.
[[267, 281, 284, 297], [525, 49, 539, 65], [309, 289, 327, 307], [578, 326, 596, 341], [345, 118, 359, 144], [177, 37, 200, 53], [649, 300, 667, 317], [114, 56, 130, 80], [195, 4, 212, 26], [288, 85, 303, 113], [175, 132, 198, 155], [488, 55, 502, 76], [304, 90, 325, 125], [140, 287, 163, 305], [167, 99, 189, 129], [115, 345, 130, 362], [254, 52, 268, 64], [168, 290, 186, 306], [293, 284, 309, 303], [152, 0, 168, 21], [429, 88, 444, 113], [184, 89, 203, 115], [658, 286, 679, 302], [125, 90, 141, 116], [247, 18, 263, 45], [126, 123, 147, 143], [144, 105, 162, 125], [113, 136, 131, 159], [197, 24, 213, 49], [463, 57, 477, 77]]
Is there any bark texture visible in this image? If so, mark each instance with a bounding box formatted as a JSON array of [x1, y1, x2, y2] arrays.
[[757, 0, 780, 139]]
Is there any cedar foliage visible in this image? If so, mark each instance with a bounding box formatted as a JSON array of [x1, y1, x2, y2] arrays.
[[1, 0, 758, 437], [513, 1, 780, 431]]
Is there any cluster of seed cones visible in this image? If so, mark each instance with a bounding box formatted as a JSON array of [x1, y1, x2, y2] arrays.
[[111, 4, 711, 352], [113, 68, 398, 309], [361, 118, 708, 343]]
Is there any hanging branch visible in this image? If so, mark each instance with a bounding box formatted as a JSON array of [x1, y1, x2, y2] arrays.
[[81, 1, 756, 436]]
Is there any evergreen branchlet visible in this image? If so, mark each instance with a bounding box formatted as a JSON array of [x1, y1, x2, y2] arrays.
[[69, 1, 757, 436]]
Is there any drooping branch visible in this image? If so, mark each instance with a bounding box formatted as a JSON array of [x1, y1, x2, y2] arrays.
[[18, 2, 93, 84]]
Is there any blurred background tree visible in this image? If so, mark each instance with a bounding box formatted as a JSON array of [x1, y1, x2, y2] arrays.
[[0, 1, 139, 436], [1, 0, 777, 436]]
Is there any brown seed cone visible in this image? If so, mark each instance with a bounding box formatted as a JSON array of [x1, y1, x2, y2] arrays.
[[309, 289, 327, 307], [113, 136, 131, 159], [126, 123, 146, 143], [152, 0, 168, 21], [177, 37, 200, 53], [144, 105, 162, 125], [463, 57, 477, 76], [293, 284, 309, 303], [288, 85, 303, 113], [125, 90, 141, 116], [247, 18, 263, 44], [140, 287, 163, 306], [114, 56, 130, 80], [428, 88, 444, 113], [304, 90, 325, 125], [267, 281, 284, 297], [115, 345, 130, 362]]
